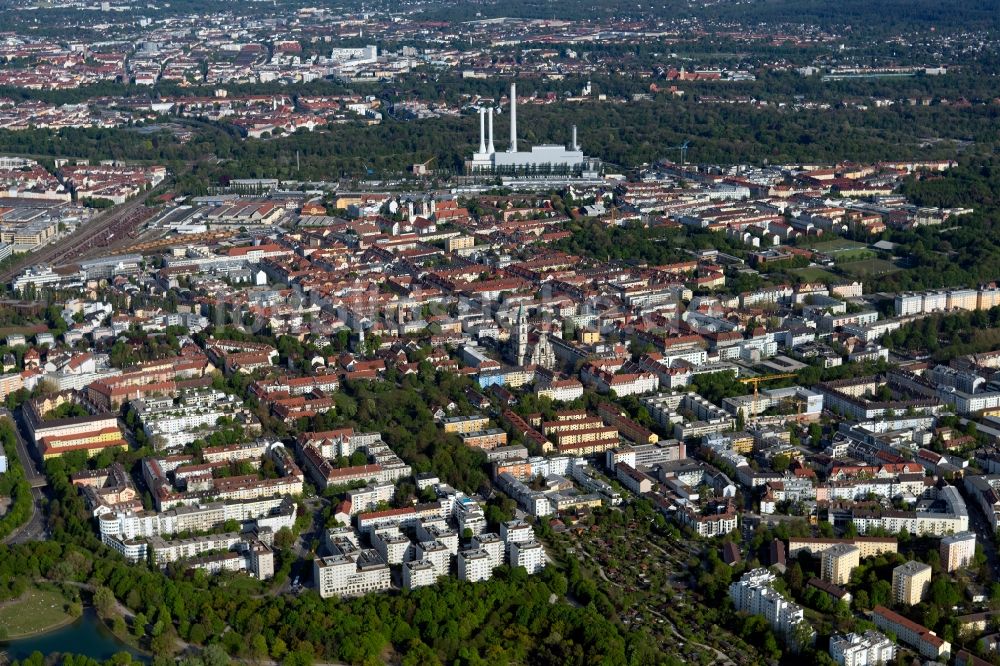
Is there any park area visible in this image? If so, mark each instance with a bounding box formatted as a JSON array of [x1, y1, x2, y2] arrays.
[[0, 586, 78, 639], [838, 258, 900, 277]]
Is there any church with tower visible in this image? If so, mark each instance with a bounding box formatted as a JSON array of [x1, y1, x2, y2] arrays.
[[508, 305, 556, 369]]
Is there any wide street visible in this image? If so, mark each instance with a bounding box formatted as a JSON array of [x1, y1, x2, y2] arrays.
[[1, 407, 49, 545]]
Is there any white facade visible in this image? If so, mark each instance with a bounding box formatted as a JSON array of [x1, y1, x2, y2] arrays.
[[458, 549, 493, 582], [472, 533, 505, 569], [403, 559, 438, 590], [939, 531, 976, 572], [371, 528, 412, 565], [510, 540, 546, 574], [729, 568, 811, 642], [314, 550, 391, 598], [829, 631, 896, 666], [416, 540, 451, 577]]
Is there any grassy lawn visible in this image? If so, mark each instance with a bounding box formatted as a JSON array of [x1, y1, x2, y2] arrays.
[[832, 248, 877, 263], [838, 258, 900, 277], [0, 587, 77, 639], [789, 266, 840, 282]]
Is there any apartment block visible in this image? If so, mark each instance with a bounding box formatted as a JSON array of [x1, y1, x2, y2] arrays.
[[940, 532, 976, 573], [729, 568, 812, 644], [829, 630, 895, 666], [873, 606, 950, 660], [458, 549, 493, 582], [314, 550, 390, 598], [509, 540, 546, 574], [403, 559, 438, 590], [892, 560, 932, 606], [821, 544, 860, 586]]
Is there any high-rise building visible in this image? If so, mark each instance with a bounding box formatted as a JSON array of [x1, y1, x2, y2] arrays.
[[729, 568, 813, 645], [458, 549, 493, 582], [939, 532, 976, 572], [821, 544, 861, 586], [891, 560, 932, 606]]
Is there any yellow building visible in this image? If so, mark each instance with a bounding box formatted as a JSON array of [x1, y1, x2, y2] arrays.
[[460, 429, 508, 451], [40, 426, 128, 459], [892, 561, 932, 606], [442, 415, 490, 435], [731, 432, 755, 454], [446, 235, 475, 253], [821, 544, 860, 586]]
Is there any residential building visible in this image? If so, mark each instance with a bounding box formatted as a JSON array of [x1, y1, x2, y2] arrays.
[[891, 560, 932, 605], [821, 544, 860, 586], [940, 532, 976, 572], [403, 559, 438, 590], [313, 550, 391, 598], [509, 540, 546, 574], [458, 549, 493, 582], [873, 606, 951, 660], [829, 630, 895, 666], [729, 568, 812, 645]]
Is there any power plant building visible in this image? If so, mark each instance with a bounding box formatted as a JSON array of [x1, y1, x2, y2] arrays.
[[466, 82, 600, 177]]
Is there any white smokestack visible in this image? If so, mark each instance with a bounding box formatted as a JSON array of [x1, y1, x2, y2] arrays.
[[478, 108, 486, 154], [572, 125, 578, 151], [487, 107, 495, 154], [509, 82, 517, 152]]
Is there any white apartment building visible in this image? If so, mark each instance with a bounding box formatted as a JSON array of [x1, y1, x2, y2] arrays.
[[472, 533, 505, 569], [403, 559, 438, 590], [939, 532, 976, 572], [458, 549, 493, 582], [829, 630, 895, 666], [313, 550, 391, 598], [371, 528, 412, 565], [416, 540, 451, 577], [729, 568, 811, 643], [417, 521, 460, 555], [453, 496, 487, 536], [509, 540, 546, 574], [501, 519, 535, 545], [347, 483, 395, 514]]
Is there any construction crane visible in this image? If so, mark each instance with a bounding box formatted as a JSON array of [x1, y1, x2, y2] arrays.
[[738, 373, 797, 417], [411, 156, 435, 176], [665, 141, 690, 165]]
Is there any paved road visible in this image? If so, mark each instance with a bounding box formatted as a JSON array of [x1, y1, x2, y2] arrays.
[[1, 408, 48, 545], [959, 483, 1000, 578]]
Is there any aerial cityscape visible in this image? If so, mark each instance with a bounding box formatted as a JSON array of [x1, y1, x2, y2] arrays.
[[0, 0, 999, 665]]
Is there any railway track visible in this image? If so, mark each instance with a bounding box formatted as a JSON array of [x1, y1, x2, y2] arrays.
[[0, 194, 153, 284]]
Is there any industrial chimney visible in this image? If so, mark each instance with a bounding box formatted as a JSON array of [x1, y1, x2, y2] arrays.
[[572, 125, 578, 151], [509, 82, 517, 153], [487, 107, 495, 154], [478, 108, 486, 155]]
